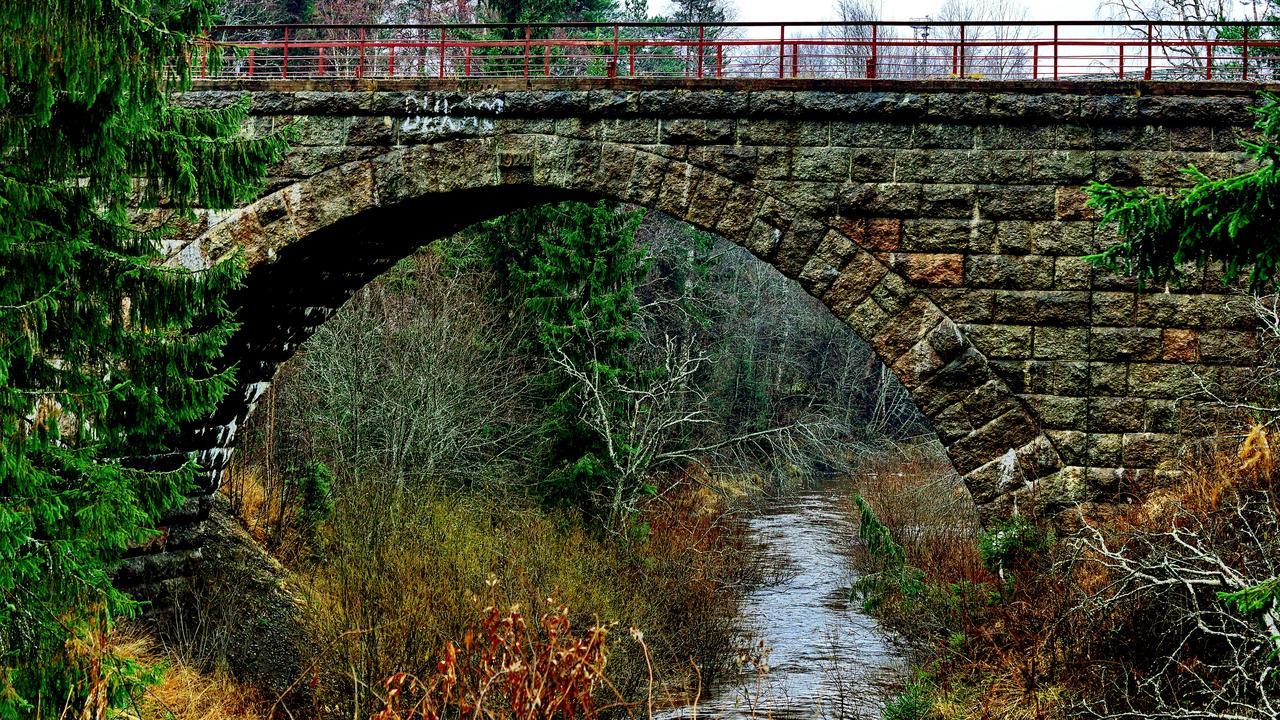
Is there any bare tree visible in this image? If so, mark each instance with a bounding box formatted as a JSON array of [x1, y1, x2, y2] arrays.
[[934, 0, 1031, 78], [1101, 0, 1280, 79], [1071, 484, 1280, 718]]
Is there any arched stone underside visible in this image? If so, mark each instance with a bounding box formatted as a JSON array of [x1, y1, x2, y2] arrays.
[[132, 80, 1264, 580]]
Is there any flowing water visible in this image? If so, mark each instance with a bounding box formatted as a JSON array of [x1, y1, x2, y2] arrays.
[[669, 480, 908, 720]]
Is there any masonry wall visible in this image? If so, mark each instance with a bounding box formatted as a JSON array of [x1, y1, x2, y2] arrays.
[[144, 81, 1262, 581]]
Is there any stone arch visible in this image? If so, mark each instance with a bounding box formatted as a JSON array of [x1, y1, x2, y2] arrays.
[[169, 132, 1064, 525]]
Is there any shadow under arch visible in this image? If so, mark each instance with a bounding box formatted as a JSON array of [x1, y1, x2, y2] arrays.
[[170, 133, 1064, 524]]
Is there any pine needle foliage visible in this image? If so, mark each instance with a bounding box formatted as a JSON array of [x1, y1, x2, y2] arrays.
[[0, 2, 290, 716], [476, 200, 647, 514], [1085, 91, 1280, 290]]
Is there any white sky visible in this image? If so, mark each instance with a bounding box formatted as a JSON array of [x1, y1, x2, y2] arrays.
[[717, 0, 1105, 22]]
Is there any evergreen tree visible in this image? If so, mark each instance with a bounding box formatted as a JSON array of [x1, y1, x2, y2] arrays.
[[1086, 91, 1280, 290], [0, 2, 289, 716], [476, 201, 646, 513], [481, 0, 616, 23]]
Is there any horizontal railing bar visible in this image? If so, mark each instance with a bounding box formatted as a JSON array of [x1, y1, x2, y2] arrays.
[[210, 20, 1280, 31]]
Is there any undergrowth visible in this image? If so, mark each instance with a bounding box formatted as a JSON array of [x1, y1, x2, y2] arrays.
[[850, 432, 1280, 719]]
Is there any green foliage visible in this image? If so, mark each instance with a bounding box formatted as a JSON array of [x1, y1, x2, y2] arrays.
[[293, 460, 335, 529], [1086, 91, 1280, 290], [476, 201, 648, 513], [854, 492, 905, 568], [978, 515, 1052, 576], [0, 1, 288, 716], [851, 492, 919, 610], [481, 0, 617, 23], [1220, 576, 1280, 614], [883, 674, 935, 720]]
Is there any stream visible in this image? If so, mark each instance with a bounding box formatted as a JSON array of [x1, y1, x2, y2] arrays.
[[671, 480, 908, 719]]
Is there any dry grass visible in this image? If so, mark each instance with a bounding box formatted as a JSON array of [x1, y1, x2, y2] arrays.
[[848, 442, 991, 589], [240, 470, 750, 717], [106, 628, 269, 720], [860, 428, 1280, 720]]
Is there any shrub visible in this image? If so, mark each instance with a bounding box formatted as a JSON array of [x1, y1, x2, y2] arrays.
[[977, 515, 1052, 580], [372, 600, 615, 720], [882, 675, 935, 720]]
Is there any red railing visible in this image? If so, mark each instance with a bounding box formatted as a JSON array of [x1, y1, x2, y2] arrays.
[[196, 21, 1280, 82]]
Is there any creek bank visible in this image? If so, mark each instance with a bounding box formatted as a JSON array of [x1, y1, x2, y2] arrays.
[[669, 479, 909, 720]]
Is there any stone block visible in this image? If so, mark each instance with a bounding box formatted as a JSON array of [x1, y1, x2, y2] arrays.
[[1123, 432, 1180, 468], [1025, 394, 1088, 429], [830, 121, 914, 148], [1091, 327, 1163, 361], [948, 409, 1041, 475], [1089, 396, 1147, 433], [918, 184, 977, 219], [990, 291, 1040, 324], [845, 296, 891, 339], [839, 182, 922, 217], [902, 218, 972, 252], [1086, 433, 1124, 466], [823, 249, 886, 318], [1129, 363, 1206, 399], [1093, 292, 1137, 326], [1161, 329, 1200, 362], [966, 254, 1055, 290], [848, 148, 897, 182], [975, 184, 1056, 219], [965, 323, 1033, 359], [1199, 330, 1258, 363], [1034, 326, 1090, 360], [688, 145, 757, 180], [1052, 256, 1093, 290], [793, 147, 852, 182], [890, 252, 965, 287], [1055, 186, 1096, 221], [911, 122, 976, 149], [1029, 221, 1098, 256], [929, 288, 994, 324]]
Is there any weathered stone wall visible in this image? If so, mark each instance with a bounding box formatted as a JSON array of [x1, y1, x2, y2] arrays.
[[136, 79, 1264, 578]]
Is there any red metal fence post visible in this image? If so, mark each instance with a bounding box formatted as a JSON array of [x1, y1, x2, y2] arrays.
[[869, 24, 877, 79], [1206, 42, 1213, 79], [465, 45, 472, 76], [717, 43, 723, 76], [249, 49, 255, 77], [792, 41, 799, 76], [1032, 43, 1038, 79], [524, 26, 531, 78], [1145, 23, 1153, 80], [613, 24, 620, 78], [958, 24, 966, 77], [698, 24, 705, 78], [359, 26, 366, 79], [1118, 44, 1124, 78], [438, 27, 447, 78], [779, 24, 786, 78], [1243, 24, 1250, 80], [1052, 23, 1058, 81], [282, 26, 290, 78]]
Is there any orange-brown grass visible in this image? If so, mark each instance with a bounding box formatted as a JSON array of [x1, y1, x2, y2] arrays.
[[373, 598, 622, 720], [849, 443, 992, 589], [280, 473, 745, 717], [106, 627, 269, 720], [877, 428, 1279, 720]]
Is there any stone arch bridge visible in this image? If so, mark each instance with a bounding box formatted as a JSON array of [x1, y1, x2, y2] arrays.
[[136, 78, 1266, 577]]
